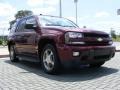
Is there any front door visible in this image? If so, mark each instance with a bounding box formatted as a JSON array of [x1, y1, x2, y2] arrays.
[[15, 17, 38, 57], [21, 17, 38, 56]]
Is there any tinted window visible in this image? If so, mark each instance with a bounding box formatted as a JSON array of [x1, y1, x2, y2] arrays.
[[26, 17, 36, 25], [16, 19, 26, 32], [24, 17, 37, 32]]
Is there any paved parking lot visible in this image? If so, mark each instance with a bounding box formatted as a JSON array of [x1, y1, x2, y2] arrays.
[[0, 47, 120, 90], [113, 42, 120, 52]]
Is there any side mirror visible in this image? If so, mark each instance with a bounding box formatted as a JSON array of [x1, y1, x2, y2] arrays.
[[25, 24, 37, 29]]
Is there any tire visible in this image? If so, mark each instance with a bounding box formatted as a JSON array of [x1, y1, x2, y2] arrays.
[[9, 45, 19, 62], [41, 44, 61, 74], [89, 62, 105, 68]]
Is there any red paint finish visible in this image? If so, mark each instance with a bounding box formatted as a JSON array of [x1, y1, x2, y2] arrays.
[[8, 15, 115, 66]]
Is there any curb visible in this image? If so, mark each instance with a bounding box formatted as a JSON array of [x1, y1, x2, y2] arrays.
[[0, 55, 9, 58], [116, 50, 120, 52]]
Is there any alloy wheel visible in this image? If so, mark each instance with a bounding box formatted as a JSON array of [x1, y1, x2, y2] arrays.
[[43, 49, 55, 71]]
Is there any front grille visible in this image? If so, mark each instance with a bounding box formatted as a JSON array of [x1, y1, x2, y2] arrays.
[[84, 33, 109, 38], [83, 33, 110, 46]]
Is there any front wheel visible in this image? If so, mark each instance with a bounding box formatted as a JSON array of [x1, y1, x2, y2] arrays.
[[9, 45, 19, 62], [41, 44, 61, 74], [89, 62, 105, 68]]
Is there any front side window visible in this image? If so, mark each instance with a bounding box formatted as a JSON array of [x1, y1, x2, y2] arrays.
[[26, 17, 36, 25], [24, 17, 37, 32], [39, 16, 78, 28]]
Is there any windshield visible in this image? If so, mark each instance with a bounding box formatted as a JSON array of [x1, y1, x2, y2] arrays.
[[38, 16, 78, 28]]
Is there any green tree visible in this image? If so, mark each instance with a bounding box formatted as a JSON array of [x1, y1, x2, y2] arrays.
[[9, 10, 33, 28], [15, 10, 33, 19], [110, 28, 117, 39], [0, 40, 2, 45]]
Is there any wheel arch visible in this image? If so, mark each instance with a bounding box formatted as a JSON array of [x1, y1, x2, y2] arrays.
[[8, 40, 15, 51], [38, 37, 56, 54]]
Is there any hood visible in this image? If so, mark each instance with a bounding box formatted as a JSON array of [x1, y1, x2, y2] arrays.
[[42, 26, 108, 35]]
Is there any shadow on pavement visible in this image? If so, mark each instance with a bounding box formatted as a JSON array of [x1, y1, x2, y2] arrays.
[[5, 59, 119, 82]]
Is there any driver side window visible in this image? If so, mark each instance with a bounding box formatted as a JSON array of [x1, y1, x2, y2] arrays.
[[26, 17, 36, 25]]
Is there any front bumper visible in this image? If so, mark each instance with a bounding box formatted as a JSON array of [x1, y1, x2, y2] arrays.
[[57, 45, 115, 67]]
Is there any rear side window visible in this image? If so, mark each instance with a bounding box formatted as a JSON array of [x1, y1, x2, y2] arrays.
[[16, 19, 26, 32]]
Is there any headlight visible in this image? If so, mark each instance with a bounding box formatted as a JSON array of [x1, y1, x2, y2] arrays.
[[66, 32, 83, 38], [65, 32, 85, 44]]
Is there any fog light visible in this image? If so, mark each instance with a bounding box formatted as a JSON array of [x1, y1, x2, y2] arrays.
[[109, 41, 113, 45], [73, 52, 79, 56]]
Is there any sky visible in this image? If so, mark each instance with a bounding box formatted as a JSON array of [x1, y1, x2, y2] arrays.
[[0, 0, 120, 35]]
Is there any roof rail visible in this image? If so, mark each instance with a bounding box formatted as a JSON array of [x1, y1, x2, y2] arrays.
[[39, 14, 61, 18]]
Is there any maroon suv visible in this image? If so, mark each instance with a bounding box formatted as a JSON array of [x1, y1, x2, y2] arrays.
[[8, 15, 115, 74]]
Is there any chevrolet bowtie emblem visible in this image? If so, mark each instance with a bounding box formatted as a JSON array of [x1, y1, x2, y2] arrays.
[[97, 38, 103, 42]]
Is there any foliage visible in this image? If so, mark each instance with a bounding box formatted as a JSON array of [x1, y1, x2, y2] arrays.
[[110, 29, 117, 39], [112, 35, 120, 42], [9, 10, 33, 28], [112, 36, 120, 42], [0, 40, 2, 45], [0, 40, 8, 46], [15, 10, 33, 19]]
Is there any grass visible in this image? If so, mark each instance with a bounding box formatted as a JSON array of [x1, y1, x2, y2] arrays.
[[0, 40, 7, 46], [112, 36, 120, 42]]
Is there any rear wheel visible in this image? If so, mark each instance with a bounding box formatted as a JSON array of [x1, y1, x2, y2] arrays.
[[9, 45, 19, 62], [41, 44, 61, 74], [89, 62, 105, 68]]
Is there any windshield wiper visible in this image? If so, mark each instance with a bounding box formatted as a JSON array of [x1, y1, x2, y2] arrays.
[[46, 24, 62, 26], [62, 25, 75, 27], [46, 24, 75, 27]]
